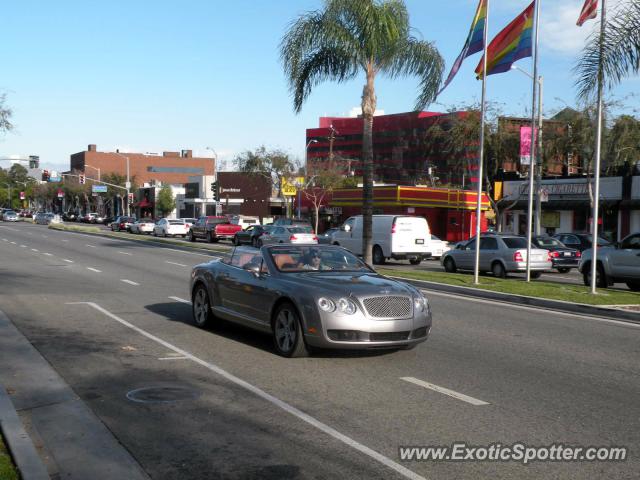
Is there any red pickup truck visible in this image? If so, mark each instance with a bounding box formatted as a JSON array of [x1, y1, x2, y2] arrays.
[[187, 216, 242, 243]]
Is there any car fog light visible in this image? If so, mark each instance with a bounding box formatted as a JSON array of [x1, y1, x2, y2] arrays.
[[337, 298, 357, 315], [318, 297, 336, 312]]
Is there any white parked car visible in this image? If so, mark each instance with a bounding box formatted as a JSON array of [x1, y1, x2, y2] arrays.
[[261, 226, 318, 245], [427, 235, 451, 259], [230, 215, 261, 229], [182, 218, 198, 229], [153, 218, 189, 237], [2, 210, 18, 222], [331, 215, 432, 265], [129, 219, 155, 234]]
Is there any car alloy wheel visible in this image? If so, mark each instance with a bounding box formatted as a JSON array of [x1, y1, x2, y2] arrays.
[[272, 303, 308, 358], [372, 246, 385, 265], [583, 263, 607, 288], [443, 257, 456, 273], [492, 262, 506, 279], [192, 285, 214, 328]]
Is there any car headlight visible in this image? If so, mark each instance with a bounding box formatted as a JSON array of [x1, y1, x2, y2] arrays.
[[337, 298, 357, 315], [318, 297, 336, 312], [414, 294, 426, 312]]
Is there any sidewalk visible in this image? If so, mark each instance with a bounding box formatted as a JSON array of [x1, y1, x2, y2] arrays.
[[0, 309, 149, 480]]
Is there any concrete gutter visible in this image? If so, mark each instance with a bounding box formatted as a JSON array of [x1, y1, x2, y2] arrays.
[[390, 276, 640, 324]]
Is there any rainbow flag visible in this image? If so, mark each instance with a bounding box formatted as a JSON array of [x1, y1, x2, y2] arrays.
[[437, 0, 487, 95], [475, 2, 534, 78]]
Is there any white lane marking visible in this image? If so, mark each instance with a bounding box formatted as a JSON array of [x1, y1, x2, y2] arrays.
[[61, 239, 69, 242], [166, 261, 188, 267], [2, 238, 7, 241], [66, 302, 425, 480], [10, 241, 16, 244], [42, 235, 48, 238], [118, 251, 132, 255], [158, 356, 189, 361], [421, 289, 640, 329], [63, 259, 74, 263], [31, 248, 39, 252], [87, 267, 102, 273], [169, 296, 191, 304], [20, 245, 26, 248], [86, 244, 96, 248], [400, 377, 490, 406], [43, 253, 53, 256], [121, 279, 139, 286]]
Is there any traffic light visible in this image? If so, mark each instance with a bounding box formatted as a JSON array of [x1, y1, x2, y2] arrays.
[[79, 174, 86, 185], [42, 170, 49, 181], [211, 181, 220, 201]]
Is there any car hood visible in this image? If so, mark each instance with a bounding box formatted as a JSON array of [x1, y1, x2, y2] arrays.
[[284, 271, 414, 296]]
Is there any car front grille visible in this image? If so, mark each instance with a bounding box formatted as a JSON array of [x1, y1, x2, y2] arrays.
[[361, 296, 412, 319], [369, 331, 410, 341]]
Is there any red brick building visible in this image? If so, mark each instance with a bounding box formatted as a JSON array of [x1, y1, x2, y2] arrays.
[[70, 144, 215, 185]]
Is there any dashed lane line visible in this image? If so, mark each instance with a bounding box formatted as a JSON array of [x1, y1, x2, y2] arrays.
[[400, 377, 490, 406], [63, 259, 74, 263], [31, 248, 39, 252], [87, 267, 102, 273], [166, 261, 188, 267], [118, 251, 132, 255], [169, 296, 191, 304], [121, 279, 140, 286]]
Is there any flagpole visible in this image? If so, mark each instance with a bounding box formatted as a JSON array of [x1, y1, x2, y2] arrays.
[[590, 0, 606, 293], [474, 1, 490, 285], [525, 0, 541, 282]]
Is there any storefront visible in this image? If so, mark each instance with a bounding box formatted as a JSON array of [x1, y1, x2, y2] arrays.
[[498, 177, 623, 240], [330, 185, 491, 242]]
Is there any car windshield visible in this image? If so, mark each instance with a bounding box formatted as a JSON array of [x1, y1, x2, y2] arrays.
[[535, 237, 563, 247], [168, 220, 184, 225], [502, 237, 528, 249], [269, 246, 371, 273], [288, 227, 313, 234]]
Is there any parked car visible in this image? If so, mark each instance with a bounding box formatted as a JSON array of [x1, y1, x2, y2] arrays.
[[531, 236, 580, 273], [331, 215, 432, 265], [233, 225, 274, 247], [230, 215, 261, 229], [441, 233, 552, 278], [153, 218, 189, 237], [62, 211, 79, 222], [552, 233, 612, 252], [187, 216, 242, 243], [182, 218, 198, 229], [426, 235, 451, 259], [129, 219, 155, 234], [317, 227, 340, 245], [2, 210, 18, 222], [111, 216, 136, 232], [35, 212, 56, 225], [260, 225, 318, 245], [272, 218, 312, 228], [579, 232, 640, 290], [190, 244, 432, 357]]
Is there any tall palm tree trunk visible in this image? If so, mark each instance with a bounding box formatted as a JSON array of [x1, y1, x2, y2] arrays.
[[361, 68, 376, 265]]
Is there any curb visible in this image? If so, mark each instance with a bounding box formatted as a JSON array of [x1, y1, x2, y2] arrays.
[[389, 276, 640, 324], [0, 385, 49, 480]]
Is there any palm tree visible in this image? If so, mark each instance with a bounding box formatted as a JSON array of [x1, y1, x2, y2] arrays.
[[280, 0, 443, 263], [575, 1, 640, 100]]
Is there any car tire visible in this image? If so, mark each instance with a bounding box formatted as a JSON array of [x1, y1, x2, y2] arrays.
[[208, 232, 215, 243], [492, 262, 506, 279], [272, 303, 309, 358], [626, 281, 640, 291], [530, 271, 542, 279], [557, 267, 571, 274], [187, 231, 195, 242], [192, 284, 215, 328], [409, 258, 421, 266], [443, 257, 457, 273], [152, 230, 156, 236], [251, 237, 258, 248], [256, 238, 263, 248], [233, 235, 240, 246], [372, 246, 385, 265], [582, 262, 607, 288]]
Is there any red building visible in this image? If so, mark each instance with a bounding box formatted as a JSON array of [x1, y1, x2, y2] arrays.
[[306, 111, 479, 188], [331, 185, 491, 243], [70, 144, 215, 185]]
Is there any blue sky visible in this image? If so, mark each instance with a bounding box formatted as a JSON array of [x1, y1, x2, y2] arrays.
[[1, 0, 637, 174]]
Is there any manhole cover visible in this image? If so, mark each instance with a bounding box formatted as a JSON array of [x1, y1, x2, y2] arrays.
[[126, 386, 200, 404]]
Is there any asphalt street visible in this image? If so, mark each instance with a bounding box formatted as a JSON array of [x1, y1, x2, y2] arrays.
[[1, 221, 639, 479]]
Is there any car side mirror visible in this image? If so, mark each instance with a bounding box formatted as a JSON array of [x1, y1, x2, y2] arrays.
[[245, 264, 261, 276]]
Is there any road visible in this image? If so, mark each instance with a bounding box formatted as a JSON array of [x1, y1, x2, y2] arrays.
[[1, 221, 639, 479]]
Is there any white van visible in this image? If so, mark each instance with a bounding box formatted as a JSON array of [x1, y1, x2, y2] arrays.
[[330, 215, 431, 265]]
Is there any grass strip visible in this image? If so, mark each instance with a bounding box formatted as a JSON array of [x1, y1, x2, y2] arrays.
[[48, 223, 102, 233], [0, 434, 19, 480], [377, 268, 640, 306]]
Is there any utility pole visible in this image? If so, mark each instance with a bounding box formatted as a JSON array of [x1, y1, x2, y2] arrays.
[[328, 124, 337, 169]]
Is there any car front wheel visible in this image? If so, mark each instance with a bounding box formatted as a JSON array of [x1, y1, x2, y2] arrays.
[[443, 257, 456, 273], [582, 263, 607, 288], [187, 231, 195, 242], [372, 246, 385, 265], [272, 303, 309, 358], [492, 262, 506, 278], [409, 258, 421, 266], [192, 284, 215, 328]]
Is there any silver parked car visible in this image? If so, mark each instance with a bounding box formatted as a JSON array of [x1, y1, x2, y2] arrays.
[[261, 225, 318, 245], [2, 210, 18, 222], [190, 245, 432, 357], [579, 232, 640, 290], [441, 234, 552, 278]]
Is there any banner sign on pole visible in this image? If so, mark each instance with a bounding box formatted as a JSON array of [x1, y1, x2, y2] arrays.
[[519, 126, 538, 166], [19, 191, 25, 200]]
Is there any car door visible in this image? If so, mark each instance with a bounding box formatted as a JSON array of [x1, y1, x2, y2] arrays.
[[335, 217, 357, 252], [559, 234, 581, 251], [608, 234, 640, 279], [193, 217, 206, 238], [456, 239, 477, 270], [479, 237, 499, 271]]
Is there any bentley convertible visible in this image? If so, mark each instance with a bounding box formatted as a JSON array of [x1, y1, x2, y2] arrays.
[[190, 245, 432, 357]]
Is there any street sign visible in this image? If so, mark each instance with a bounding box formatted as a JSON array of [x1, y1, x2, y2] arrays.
[[539, 188, 549, 202], [125, 181, 131, 189], [48, 177, 62, 183], [92, 185, 108, 193], [282, 185, 297, 196]]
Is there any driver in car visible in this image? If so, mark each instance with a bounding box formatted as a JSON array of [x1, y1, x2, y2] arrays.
[[299, 249, 332, 271]]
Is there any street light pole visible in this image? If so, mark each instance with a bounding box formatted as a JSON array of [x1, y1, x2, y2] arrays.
[[85, 164, 101, 182], [206, 147, 218, 216], [302, 140, 318, 218], [114, 153, 130, 216]]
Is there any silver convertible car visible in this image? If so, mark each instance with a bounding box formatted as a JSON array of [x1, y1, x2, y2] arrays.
[[190, 245, 432, 357]]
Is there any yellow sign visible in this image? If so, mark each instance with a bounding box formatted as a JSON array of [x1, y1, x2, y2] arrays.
[[282, 177, 303, 196]]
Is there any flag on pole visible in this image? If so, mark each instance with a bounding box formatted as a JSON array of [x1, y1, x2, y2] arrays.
[[475, 2, 534, 78], [577, 0, 598, 26], [437, 0, 487, 95]]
